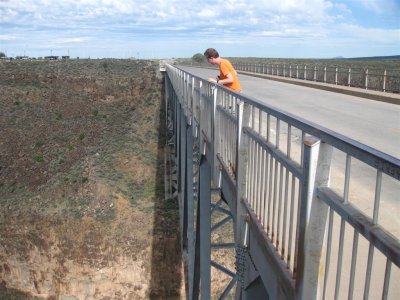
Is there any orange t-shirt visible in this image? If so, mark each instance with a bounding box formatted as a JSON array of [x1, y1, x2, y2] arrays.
[[219, 59, 241, 92]]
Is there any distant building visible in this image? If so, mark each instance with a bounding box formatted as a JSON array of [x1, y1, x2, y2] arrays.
[[45, 56, 59, 60], [16, 56, 29, 60], [62, 56, 70, 59]]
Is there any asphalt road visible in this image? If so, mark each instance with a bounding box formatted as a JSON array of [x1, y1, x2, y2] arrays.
[[178, 66, 400, 159]]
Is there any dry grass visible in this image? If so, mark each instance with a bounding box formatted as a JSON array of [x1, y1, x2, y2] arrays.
[[0, 59, 183, 299]]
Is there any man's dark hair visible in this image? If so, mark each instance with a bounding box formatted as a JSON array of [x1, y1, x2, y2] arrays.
[[204, 48, 219, 59]]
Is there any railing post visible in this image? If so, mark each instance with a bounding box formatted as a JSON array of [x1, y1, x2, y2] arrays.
[[296, 140, 333, 299], [324, 66, 327, 83], [383, 69, 387, 92], [314, 66, 317, 81], [290, 65, 292, 78], [297, 65, 299, 79], [283, 64, 286, 77], [304, 65, 307, 80], [348, 67, 351, 87], [335, 67, 338, 85], [235, 101, 251, 299], [212, 87, 219, 186], [365, 68, 369, 90]]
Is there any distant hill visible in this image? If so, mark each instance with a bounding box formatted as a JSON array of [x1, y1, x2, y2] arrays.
[[338, 55, 400, 61]]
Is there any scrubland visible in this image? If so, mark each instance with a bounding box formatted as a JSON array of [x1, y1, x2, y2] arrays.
[[0, 59, 183, 299]]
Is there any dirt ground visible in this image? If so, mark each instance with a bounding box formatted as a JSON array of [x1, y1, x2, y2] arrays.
[[0, 59, 184, 299]]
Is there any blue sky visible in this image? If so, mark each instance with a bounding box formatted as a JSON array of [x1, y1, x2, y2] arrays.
[[0, 0, 399, 59]]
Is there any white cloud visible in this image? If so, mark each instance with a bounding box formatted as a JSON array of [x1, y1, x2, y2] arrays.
[[0, 0, 398, 58], [54, 37, 90, 44], [355, 0, 397, 14], [336, 23, 400, 44], [0, 34, 15, 41], [197, 8, 218, 18]]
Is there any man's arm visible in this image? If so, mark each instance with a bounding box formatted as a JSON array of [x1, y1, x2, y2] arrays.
[[217, 72, 234, 85]]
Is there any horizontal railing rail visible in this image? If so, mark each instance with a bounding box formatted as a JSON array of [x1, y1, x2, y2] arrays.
[[234, 63, 400, 93], [165, 64, 400, 299], [181, 61, 400, 93]]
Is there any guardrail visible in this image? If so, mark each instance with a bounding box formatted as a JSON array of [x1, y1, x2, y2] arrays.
[[184, 61, 400, 93], [235, 63, 400, 93], [164, 64, 400, 299]]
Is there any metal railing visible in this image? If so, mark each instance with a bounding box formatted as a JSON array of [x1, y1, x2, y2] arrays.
[[234, 63, 400, 93], [183, 61, 400, 93], [164, 64, 400, 299]]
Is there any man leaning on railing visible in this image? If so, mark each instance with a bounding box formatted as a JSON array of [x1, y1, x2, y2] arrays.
[[204, 48, 242, 92]]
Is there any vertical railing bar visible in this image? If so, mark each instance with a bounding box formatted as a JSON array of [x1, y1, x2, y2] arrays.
[[233, 119, 237, 174], [223, 108, 227, 167], [383, 69, 387, 92], [363, 243, 374, 300], [276, 119, 280, 149], [277, 163, 284, 253], [348, 230, 359, 300], [255, 143, 261, 215], [322, 208, 334, 300], [248, 139, 254, 208], [300, 132, 305, 167], [250, 139, 257, 209], [228, 117, 231, 172], [344, 154, 351, 204], [282, 169, 289, 260], [252, 141, 258, 214], [267, 113, 271, 142], [219, 110, 224, 164], [263, 150, 270, 230], [219, 114, 223, 165], [287, 124, 292, 159], [221, 109, 226, 167], [272, 159, 279, 244], [244, 136, 249, 200], [260, 148, 266, 227], [257, 143, 263, 218], [334, 218, 346, 300], [373, 170, 382, 224], [293, 176, 301, 277], [225, 112, 229, 171], [244, 135, 250, 200], [382, 259, 392, 300], [230, 118, 234, 173], [251, 105, 255, 129], [227, 115, 231, 172], [234, 119, 238, 175], [267, 154, 274, 237], [287, 174, 296, 270]]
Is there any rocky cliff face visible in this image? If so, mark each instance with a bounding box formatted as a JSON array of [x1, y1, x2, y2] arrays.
[[0, 59, 184, 299]]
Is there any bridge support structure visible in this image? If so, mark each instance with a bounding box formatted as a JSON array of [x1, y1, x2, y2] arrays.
[[162, 64, 400, 299]]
